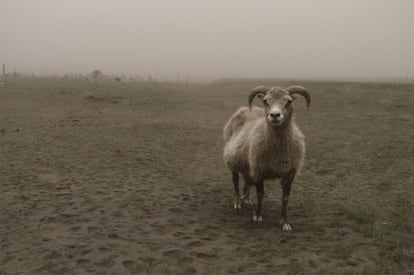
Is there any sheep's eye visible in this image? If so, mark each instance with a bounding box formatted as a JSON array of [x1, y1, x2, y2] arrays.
[[286, 99, 293, 107], [262, 99, 268, 106]]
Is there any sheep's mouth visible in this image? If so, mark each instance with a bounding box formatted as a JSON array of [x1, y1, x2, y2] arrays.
[[268, 119, 284, 126]]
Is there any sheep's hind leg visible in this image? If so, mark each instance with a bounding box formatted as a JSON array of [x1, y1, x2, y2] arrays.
[[232, 172, 241, 209], [280, 170, 295, 231], [240, 174, 253, 207], [253, 180, 264, 223]]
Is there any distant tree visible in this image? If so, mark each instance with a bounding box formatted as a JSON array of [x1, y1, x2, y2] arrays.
[[91, 70, 103, 79]]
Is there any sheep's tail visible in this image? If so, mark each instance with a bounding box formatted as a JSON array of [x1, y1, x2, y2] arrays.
[[223, 120, 233, 142]]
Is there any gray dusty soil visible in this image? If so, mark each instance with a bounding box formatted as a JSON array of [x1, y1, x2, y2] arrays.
[[1, 78, 413, 274]]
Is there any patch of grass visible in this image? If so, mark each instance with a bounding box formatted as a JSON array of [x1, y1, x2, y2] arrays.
[[336, 203, 378, 238], [332, 246, 354, 260], [362, 265, 395, 275], [334, 196, 413, 270], [336, 197, 413, 244]]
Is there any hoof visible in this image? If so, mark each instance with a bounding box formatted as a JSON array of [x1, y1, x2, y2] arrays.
[[281, 223, 292, 231], [241, 197, 253, 207], [233, 197, 241, 210], [252, 215, 263, 223], [240, 194, 253, 209]]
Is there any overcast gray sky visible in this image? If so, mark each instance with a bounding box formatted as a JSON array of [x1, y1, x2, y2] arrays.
[[1, 0, 413, 80]]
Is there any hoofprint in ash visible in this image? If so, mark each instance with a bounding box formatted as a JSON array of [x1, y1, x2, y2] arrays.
[[223, 85, 311, 231]]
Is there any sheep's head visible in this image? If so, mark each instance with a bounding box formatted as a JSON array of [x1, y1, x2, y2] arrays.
[[248, 85, 311, 127]]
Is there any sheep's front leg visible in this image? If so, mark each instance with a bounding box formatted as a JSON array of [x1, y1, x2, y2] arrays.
[[280, 170, 296, 231], [253, 180, 264, 223], [232, 172, 241, 209]]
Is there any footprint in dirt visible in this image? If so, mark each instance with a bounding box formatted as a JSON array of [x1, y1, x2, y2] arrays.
[[76, 258, 90, 266], [186, 240, 203, 248], [189, 248, 218, 259], [122, 260, 134, 269], [42, 250, 62, 260], [162, 249, 185, 257]]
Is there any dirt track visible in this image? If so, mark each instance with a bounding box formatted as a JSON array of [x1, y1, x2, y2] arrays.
[[1, 78, 413, 274]]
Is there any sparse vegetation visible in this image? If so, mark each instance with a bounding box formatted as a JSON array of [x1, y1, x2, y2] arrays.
[[0, 77, 413, 274]]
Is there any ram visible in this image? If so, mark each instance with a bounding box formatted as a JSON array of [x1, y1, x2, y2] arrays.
[[223, 85, 310, 231]]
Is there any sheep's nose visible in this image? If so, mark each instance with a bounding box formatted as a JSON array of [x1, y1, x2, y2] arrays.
[[270, 112, 282, 119]]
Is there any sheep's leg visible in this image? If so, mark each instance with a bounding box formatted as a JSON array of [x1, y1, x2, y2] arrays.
[[240, 174, 253, 207], [280, 170, 295, 231], [232, 172, 241, 209], [253, 180, 264, 223]]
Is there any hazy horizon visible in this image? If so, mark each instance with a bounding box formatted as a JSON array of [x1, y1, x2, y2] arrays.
[[1, 0, 414, 81]]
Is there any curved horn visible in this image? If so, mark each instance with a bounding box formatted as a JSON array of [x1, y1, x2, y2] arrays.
[[285, 86, 311, 107], [248, 86, 271, 111]]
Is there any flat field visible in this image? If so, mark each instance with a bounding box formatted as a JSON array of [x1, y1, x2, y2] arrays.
[[0, 77, 413, 274]]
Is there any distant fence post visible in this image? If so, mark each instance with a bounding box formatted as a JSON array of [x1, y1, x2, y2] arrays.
[[2, 64, 5, 76]]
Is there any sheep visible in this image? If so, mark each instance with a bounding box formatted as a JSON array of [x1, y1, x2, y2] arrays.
[[223, 85, 310, 231]]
